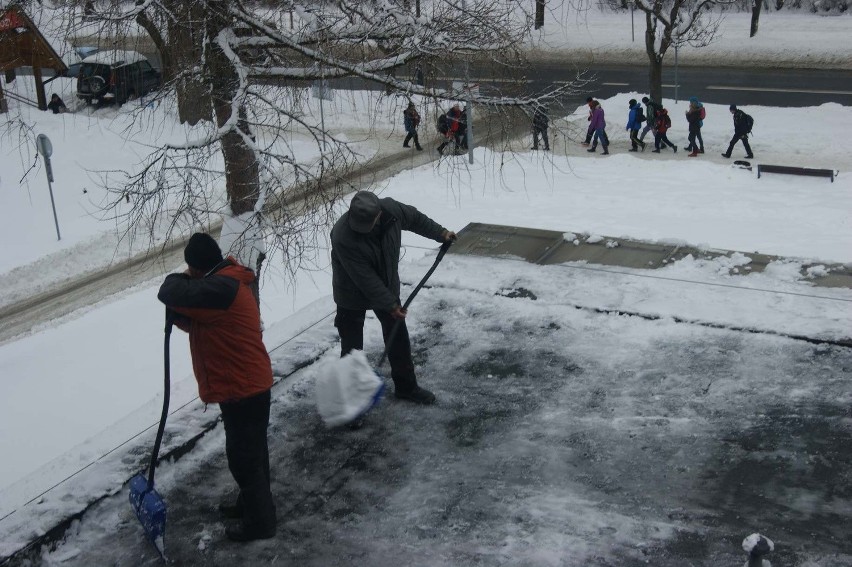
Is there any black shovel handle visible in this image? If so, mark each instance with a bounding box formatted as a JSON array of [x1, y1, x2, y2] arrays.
[[379, 240, 452, 367], [146, 309, 174, 491]]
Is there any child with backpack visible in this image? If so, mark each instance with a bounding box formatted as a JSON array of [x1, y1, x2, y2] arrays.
[[685, 97, 705, 157], [437, 103, 463, 155], [722, 104, 754, 159], [403, 102, 423, 151], [651, 108, 677, 153], [639, 96, 662, 142], [626, 99, 647, 152]]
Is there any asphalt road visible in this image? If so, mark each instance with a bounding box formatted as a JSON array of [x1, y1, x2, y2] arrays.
[[334, 63, 852, 108]]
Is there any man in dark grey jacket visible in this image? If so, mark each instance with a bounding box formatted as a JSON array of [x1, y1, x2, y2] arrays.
[[331, 191, 456, 404]]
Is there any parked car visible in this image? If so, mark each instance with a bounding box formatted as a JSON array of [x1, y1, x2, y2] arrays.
[[62, 46, 99, 78], [76, 50, 161, 106]]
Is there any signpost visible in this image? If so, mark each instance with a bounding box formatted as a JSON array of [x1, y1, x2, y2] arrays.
[[312, 72, 332, 151], [36, 133, 61, 241]]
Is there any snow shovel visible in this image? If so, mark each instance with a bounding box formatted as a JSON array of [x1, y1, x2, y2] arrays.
[[315, 240, 453, 427], [129, 308, 173, 560], [380, 240, 453, 367]]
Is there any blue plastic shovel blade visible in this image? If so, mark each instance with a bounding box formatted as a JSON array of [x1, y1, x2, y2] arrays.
[[129, 474, 167, 557]]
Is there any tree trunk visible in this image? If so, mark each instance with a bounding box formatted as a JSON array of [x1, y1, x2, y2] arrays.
[[207, 1, 261, 218], [750, 0, 763, 37], [135, 1, 172, 82], [170, 0, 212, 125], [206, 1, 264, 295], [534, 0, 545, 29], [644, 12, 663, 102], [648, 57, 663, 103]]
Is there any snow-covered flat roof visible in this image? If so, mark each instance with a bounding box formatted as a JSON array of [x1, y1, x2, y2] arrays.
[[81, 49, 146, 67]]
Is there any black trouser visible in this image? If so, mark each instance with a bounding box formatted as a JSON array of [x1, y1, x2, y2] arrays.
[[725, 133, 752, 156], [220, 389, 276, 532], [533, 126, 549, 149], [403, 130, 421, 148], [335, 306, 418, 393], [629, 128, 642, 149]]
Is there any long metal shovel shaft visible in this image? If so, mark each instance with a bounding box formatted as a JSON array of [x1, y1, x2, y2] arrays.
[[379, 240, 452, 367]]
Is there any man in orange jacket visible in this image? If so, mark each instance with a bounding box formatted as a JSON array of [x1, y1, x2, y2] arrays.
[[157, 233, 276, 542]]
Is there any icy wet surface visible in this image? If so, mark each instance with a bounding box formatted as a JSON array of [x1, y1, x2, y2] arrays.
[[31, 263, 852, 567]]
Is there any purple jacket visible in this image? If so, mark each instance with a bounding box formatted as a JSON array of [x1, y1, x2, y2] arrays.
[[589, 105, 606, 130]]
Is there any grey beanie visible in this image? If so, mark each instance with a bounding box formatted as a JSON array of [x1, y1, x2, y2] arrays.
[[348, 191, 381, 234]]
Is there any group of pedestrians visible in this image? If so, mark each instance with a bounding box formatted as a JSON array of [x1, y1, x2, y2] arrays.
[[400, 97, 755, 160], [580, 95, 754, 159], [435, 103, 469, 155]]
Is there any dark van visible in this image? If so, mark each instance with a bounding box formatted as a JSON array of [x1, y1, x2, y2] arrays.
[[76, 50, 161, 106]]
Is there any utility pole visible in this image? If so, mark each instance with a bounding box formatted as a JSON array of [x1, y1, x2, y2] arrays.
[[463, 0, 474, 164]]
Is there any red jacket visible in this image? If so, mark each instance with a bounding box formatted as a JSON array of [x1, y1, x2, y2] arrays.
[[655, 109, 672, 134], [158, 258, 273, 403]]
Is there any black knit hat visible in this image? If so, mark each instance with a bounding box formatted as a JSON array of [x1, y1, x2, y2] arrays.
[[348, 191, 381, 234], [729, 104, 737, 111], [629, 98, 637, 106], [641, 96, 649, 103], [184, 233, 223, 272]]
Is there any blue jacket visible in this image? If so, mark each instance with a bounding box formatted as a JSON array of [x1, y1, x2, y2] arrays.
[[627, 103, 644, 130]]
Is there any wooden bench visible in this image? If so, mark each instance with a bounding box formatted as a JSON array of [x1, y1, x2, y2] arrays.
[[757, 164, 835, 183]]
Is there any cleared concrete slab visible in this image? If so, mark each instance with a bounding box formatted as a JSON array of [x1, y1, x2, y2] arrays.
[[454, 222, 852, 289]]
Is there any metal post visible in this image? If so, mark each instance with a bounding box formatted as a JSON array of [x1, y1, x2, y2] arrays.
[[463, 0, 473, 164], [46, 166, 61, 241], [465, 100, 473, 164], [319, 65, 327, 151], [631, 4, 635, 42], [674, 43, 679, 104], [36, 134, 61, 240]]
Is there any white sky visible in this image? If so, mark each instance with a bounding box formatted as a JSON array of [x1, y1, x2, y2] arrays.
[[0, 7, 851, 562]]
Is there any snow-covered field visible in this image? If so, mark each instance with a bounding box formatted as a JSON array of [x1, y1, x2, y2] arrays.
[[0, 6, 851, 564]]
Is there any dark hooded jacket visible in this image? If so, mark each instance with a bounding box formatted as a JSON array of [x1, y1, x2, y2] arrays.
[[331, 197, 447, 311], [158, 258, 273, 403]]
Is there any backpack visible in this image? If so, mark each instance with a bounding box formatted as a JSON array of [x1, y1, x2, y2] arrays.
[[743, 112, 754, 133], [437, 113, 449, 134], [662, 113, 671, 129], [635, 106, 645, 125], [699, 106, 706, 121]]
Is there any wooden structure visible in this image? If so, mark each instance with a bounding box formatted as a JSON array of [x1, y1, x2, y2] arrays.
[[757, 163, 836, 183], [0, 5, 67, 112]]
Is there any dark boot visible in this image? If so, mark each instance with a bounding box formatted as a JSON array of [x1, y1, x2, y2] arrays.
[[219, 497, 244, 519], [587, 144, 597, 153], [742, 137, 753, 159], [226, 523, 276, 542], [602, 145, 609, 155], [395, 386, 436, 405]]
